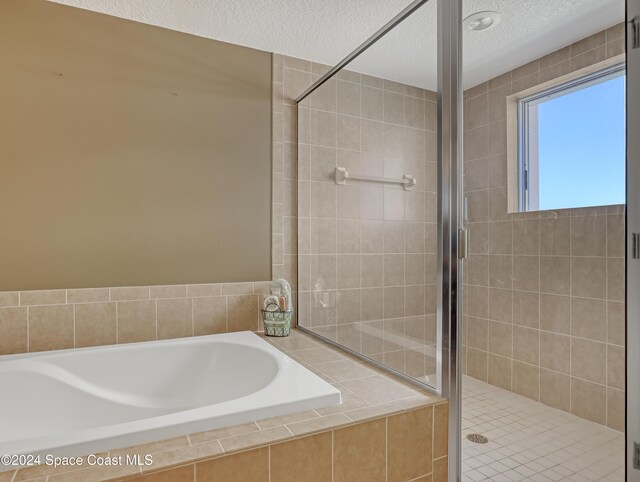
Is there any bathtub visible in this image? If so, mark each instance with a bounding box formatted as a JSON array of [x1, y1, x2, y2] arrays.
[[0, 331, 341, 469]]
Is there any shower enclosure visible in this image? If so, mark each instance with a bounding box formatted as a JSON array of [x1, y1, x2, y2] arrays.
[[294, 0, 636, 480], [295, 0, 462, 478]]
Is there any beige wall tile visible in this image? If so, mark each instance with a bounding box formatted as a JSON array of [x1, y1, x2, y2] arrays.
[[0, 307, 27, 355], [607, 257, 625, 302], [467, 317, 488, 351], [0, 292, 19, 308], [193, 297, 226, 336], [571, 31, 606, 56], [271, 432, 332, 482], [488, 321, 512, 357], [540, 46, 571, 70], [513, 256, 539, 292], [465, 158, 488, 192], [74, 302, 117, 348], [607, 214, 625, 257], [540, 294, 570, 334], [467, 81, 488, 99], [607, 344, 625, 390], [466, 191, 489, 223], [539, 60, 573, 83], [513, 326, 539, 365], [20, 290, 66, 306], [540, 332, 570, 374], [571, 257, 606, 299], [433, 404, 449, 460], [110, 286, 150, 301], [488, 288, 512, 323], [466, 348, 488, 382], [29, 305, 74, 352], [337, 80, 361, 117], [464, 126, 489, 162], [488, 354, 512, 391], [570, 215, 606, 256], [512, 361, 539, 401], [67, 288, 110, 304], [117, 300, 156, 344], [334, 419, 386, 482], [571, 338, 606, 384], [607, 301, 625, 346], [512, 59, 539, 80], [465, 285, 488, 319], [186, 284, 222, 298], [513, 220, 539, 255], [540, 256, 570, 295], [607, 388, 625, 431], [227, 295, 259, 332], [513, 291, 539, 329], [387, 407, 433, 481], [433, 457, 447, 482], [571, 298, 606, 341], [488, 188, 509, 222], [540, 369, 571, 412], [196, 447, 269, 482], [488, 255, 512, 289], [571, 378, 606, 425], [465, 94, 488, 130], [157, 299, 192, 340], [539, 217, 570, 256]]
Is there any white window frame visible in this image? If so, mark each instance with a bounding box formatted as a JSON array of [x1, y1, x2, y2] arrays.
[[505, 55, 626, 213]]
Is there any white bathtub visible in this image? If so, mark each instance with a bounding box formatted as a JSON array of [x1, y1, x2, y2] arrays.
[[0, 331, 341, 469]]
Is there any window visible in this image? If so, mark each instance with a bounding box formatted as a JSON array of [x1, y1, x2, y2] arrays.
[[517, 64, 625, 211]]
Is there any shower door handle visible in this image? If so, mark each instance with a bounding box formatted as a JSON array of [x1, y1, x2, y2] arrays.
[[458, 228, 469, 260]]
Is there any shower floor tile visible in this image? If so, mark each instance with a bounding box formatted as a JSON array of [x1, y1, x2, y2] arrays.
[[462, 376, 624, 482]]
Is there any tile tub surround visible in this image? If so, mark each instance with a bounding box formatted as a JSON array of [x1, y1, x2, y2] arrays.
[[291, 60, 439, 382], [6, 329, 447, 482], [0, 283, 276, 355], [462, 24, 626, 430]]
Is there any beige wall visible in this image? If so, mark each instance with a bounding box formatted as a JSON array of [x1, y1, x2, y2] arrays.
[[0, 0, 272, 291], [0, 52, 291, 356], [462, 23, 626, 430], [289, 62, 439, 382]]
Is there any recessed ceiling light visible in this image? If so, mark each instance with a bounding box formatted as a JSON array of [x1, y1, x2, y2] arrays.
[[463, 11, 501, 32]]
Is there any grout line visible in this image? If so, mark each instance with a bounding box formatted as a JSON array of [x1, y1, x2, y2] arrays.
[[385, 416, 388, 482]]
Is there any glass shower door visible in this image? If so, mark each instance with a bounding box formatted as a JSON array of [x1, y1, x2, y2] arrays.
[[295, 0, 442, 393]]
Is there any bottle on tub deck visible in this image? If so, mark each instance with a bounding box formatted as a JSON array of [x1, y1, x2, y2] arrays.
[[261, 279, 293, 337]]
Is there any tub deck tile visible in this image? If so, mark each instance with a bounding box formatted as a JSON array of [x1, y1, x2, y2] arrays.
[[286, 413, 351, 436], [188, 422, 259, 445], [255, 409, 320, 429], [218, 426, 293, 453], [12, 329, 442, 482]]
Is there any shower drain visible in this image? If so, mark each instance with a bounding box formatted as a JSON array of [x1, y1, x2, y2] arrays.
[[466, 433, 489, 444]]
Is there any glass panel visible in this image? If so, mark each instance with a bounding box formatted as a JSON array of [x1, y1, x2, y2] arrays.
[[296, 0, 440, 391]]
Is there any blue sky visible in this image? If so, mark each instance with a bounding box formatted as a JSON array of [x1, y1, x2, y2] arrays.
[[537, 74, 625, 210]]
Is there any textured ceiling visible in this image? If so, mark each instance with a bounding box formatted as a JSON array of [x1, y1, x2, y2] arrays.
[[49, 0, 624, 89]]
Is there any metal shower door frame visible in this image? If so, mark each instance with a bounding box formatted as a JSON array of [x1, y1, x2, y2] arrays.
[[627, 0, 640, 479]]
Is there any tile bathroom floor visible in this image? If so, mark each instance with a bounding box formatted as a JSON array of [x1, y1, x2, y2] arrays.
[[462, 376, 624, 482]]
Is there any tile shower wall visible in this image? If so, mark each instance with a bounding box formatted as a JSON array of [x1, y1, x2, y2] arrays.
[[291, 62, 439, 382], [462, 24, 625, 430], [0, 53, 293, 355]]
